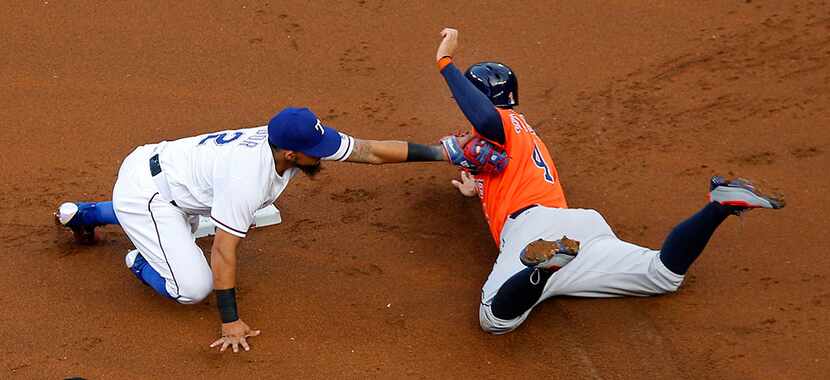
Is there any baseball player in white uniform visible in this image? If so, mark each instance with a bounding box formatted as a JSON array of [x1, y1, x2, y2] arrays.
[[55, 107, 450, 353]]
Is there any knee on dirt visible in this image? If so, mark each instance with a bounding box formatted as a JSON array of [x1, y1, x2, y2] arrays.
[[478, 303, 522, 335], [174, 270, 213, 304], [649, 274, 683, 296], [652, 260, 685, 295], [660, 280, 682, 294]]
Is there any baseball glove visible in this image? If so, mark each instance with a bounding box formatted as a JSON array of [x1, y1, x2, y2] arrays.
[[440, 132, 509, 175]]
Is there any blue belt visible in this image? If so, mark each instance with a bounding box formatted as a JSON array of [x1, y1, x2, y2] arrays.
[[509, 204, 538, 219], [149, 154, 178, 207]]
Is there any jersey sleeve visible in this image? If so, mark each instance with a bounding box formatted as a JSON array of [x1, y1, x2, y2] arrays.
[[320, 132, 355, 162], [210, 153, 271, 238], [473, 109, 522, 158], [439, 61, 506, 145]]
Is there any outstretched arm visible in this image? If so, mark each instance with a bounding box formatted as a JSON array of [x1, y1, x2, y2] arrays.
[[345, 138, 447, 164], [436, 28, 506, 145]]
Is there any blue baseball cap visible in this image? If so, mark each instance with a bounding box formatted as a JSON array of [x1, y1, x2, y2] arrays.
[[267, 107, 341, 158]]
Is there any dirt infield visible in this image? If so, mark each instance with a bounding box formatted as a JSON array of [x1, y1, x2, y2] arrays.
[[2, 1, 828, 378]]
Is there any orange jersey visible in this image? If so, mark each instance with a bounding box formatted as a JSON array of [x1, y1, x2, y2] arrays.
[[473, 109, 567, 244]]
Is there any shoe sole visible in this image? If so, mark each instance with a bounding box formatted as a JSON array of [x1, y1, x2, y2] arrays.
[[125, 249, 139, 268], [710, 185, 785, 209], [56, 202, 79, 225], [521, 249, 555, 267], [54, 202, 97, 244], [520, 238, 580, 268]]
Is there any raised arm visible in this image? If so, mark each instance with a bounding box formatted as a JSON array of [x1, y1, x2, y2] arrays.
[[436, 28, 506, 145], [345, 138, 447, 164]]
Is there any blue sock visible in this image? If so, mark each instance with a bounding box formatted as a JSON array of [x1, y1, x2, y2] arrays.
[[77, 201, 119, 226], [129, 252, 174, 300], [659, 202, 734, 275], [491, 267, 554, 320]]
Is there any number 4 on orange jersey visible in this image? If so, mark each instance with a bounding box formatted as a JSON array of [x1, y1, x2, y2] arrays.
[[531, 145, 554, 183]]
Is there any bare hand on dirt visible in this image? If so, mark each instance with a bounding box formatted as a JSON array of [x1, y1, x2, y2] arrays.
[[209, 319, 261, 353]]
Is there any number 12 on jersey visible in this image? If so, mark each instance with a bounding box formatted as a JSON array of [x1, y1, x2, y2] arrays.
[[531, 145, 554, 183]]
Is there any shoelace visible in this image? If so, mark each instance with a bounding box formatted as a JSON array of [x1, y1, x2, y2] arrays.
[[529, 268, 542, 286]]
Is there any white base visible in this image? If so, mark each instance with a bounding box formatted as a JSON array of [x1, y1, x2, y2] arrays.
[[193, 204, 282, 239]]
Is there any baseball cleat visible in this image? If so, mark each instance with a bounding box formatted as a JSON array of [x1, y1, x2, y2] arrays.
[[520, 236, 580, 270], [54, 202, 98, 245], [709, 176, 785, 211], [125, 249, 140, 268]]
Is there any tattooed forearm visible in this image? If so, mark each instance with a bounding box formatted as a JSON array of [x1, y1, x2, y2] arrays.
[[346, 139, 407, 164], [349, 140, 375, 163], [346, 139, 446, 164]]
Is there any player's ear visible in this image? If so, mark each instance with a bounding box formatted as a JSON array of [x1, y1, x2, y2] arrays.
[[283, 150, 297, 161]]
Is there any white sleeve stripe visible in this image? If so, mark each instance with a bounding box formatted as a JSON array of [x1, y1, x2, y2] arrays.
[[321, 133, 354, 161], [211, 216, 247, 238], [336, 135, 354, 161]]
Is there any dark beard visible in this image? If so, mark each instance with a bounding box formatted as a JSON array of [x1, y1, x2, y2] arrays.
[[297, 162, 322, 177]]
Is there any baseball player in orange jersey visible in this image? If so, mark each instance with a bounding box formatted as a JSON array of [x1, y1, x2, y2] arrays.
[[435, 28, 786, 333]]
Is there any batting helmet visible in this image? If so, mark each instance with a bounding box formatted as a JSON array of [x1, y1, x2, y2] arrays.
[[464, 62, 518, 107]]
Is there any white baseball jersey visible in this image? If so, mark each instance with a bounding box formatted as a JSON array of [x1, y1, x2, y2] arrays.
[[112, 126, 354, 303], [155, 126, 354, 238]]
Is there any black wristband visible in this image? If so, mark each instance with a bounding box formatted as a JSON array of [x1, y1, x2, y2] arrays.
[[406, 142, 446, 162], [215, 288, 239, 323]]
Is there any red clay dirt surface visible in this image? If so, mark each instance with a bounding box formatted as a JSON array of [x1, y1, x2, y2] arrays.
[[2, 1, 829, 379]]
